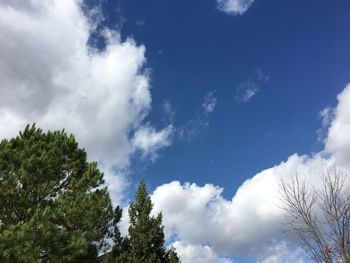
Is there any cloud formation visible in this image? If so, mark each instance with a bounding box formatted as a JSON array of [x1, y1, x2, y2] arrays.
[[132, 125, 174, 160], [202, 90, 217, 114], [152, 84, 350, 262], [217, 0, 255, 15], [235, 80, 260, 103], [235, 69, 270, 104], [325, 85, 350, 166], [152, 154, 330, 257], [172, 242, 231, 263], [0, 0, 172, 204], [257, 241, 306, 263], [178, 91, 217, 141], [316, 106, 335, 142], [2, 1, 350, 262]]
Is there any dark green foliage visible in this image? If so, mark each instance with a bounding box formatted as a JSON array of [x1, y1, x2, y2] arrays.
[[168, 249, 181, 263], [116, 179, 181, 263], [111, 207, 123, 258], [72, 244, 99, 263], [0, 124, 115, 263]]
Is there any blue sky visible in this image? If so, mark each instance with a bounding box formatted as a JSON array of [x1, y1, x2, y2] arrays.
[[1, 0, 350, 262], [101, 0, 350, 194]]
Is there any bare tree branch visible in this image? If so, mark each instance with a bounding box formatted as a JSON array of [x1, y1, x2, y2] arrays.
[[280, 170, 350, 263]]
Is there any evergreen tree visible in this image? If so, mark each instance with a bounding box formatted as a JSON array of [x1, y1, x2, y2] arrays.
[[111, 206, 124, 259], [117, 179, 181, 263], [168, 249, 181, 263], [102, 207, 127, 263], [0, 124, 116, 262]]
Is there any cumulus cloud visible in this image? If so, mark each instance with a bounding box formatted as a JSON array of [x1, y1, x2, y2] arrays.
[[172, 241, 231, 263], [151, 84, 350, 261], [152, 154, 331, 255], [0, 0, 172, 204], [325, 84, 350, 166], [257, 241, 306, 263], [132, 125, 174, 160], [217, 0, 255, 15]]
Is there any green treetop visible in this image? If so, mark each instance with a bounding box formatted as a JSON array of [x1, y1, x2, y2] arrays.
[[0, 124, 116, 263], [116, 179, 181, 263]]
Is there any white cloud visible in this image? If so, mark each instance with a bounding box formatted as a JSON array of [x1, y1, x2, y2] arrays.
[[325, 84, 350, 166], [235, 80, 259, 103], [320, 107, 335, 127], [3, 1, 350, 262], [256, 68, 271, 82], [135, 20, 145, 27], [163, 100, 176, 124], [0, 0, 172, 204], [317, 106, 335, 142], [235, 69, 270, 104], [257, 241, 306, 263], [202, 91, 217, 114], [132, 125, 174, 160], [178, 91, 217, 141], [217, 0, 255, 15], [151, 84, 350, 261], [152, 154, 331, 255], [172, 241, 232, 263]]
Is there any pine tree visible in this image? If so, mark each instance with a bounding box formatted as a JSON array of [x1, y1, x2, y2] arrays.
[[168, 249, 181, 263], [102, 207, 127, 263], [0, 124, 116, 262], [117, 179, 181, 263]]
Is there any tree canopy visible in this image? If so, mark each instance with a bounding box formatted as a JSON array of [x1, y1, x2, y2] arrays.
[[116, 179, 181, 263], [0, 124, 115, 262], [0, 125, 179, 263]]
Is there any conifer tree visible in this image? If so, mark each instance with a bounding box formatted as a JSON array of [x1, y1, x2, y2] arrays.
[[168, 249, 181, 263], [0, 124, 116, 262], [117, 179, 180, 263]]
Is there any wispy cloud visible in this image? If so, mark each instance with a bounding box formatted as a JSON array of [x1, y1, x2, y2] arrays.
[[235, 68, 270, 104], [162, 100, 176, 125], [316, 106, 335, 143], [217, 0, 255, 15], [135, 20, 145, 27], [178, 91, 217, 141], [256, 68, 271, 82], [202, 90, 217, 114], [235, 80, 260, 103]]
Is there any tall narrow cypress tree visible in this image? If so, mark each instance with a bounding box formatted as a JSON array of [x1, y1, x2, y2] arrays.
[[117, 179, 180, 263]]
